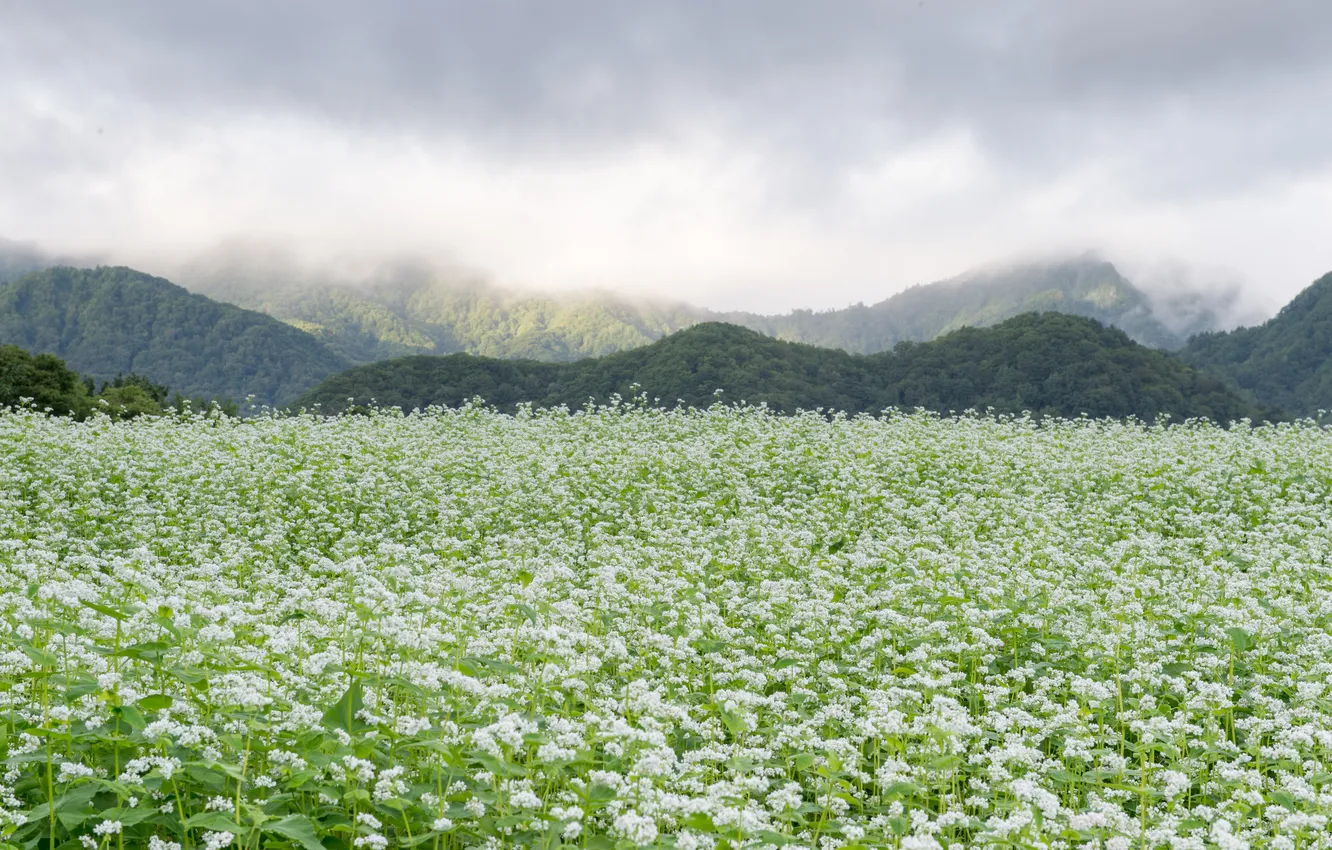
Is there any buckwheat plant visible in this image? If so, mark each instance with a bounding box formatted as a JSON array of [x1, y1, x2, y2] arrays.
[[3, 401, 1332, 850]]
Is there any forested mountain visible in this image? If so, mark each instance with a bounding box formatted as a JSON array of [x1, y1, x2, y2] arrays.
[[1180, 271, 1332, 417], [181, 251, 1229, 364], [296, 314, 1268, 422], [720, 258, 1198, 352], [2, 242, 1295, 418], [179, 253, 706, 364], [0, 266, 349, 406]]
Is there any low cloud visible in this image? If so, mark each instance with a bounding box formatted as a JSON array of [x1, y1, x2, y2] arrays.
[[1, 1, 1330, 312]]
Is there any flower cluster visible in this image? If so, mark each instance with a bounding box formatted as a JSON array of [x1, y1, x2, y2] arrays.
[[2, 403, 1332, 849]]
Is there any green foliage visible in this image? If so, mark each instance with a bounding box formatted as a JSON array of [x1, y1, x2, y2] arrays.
[[1180, 271, 1332, 417], [0, 344, 93, 417], [0, 266, 350, 407], [0, 343, 237, 420], [95, 384, 162, 420], [875, 313, 1268, 421], [297, 313, 1271, 421]]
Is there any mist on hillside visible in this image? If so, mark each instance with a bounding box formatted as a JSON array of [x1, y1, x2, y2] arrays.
[[121, 239, 1280, 333]]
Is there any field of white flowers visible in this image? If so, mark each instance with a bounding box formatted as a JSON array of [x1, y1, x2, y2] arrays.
[[3, 404, 1332, 850]]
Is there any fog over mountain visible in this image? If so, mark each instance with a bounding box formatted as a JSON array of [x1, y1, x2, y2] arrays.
[[3, 3, 1331, 312], [0, 235, 1284, 353]]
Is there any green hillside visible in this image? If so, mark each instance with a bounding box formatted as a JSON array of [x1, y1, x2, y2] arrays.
[[723, 258, 1190, 352], [0, 266, 349, 406], [184, 253, 1215, 365], [180, 256, 705, 364], [1180, 271, 1332, 417], [296, 314, 1268, 422]]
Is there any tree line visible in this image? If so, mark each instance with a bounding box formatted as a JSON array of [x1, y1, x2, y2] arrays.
[[0, 344, 238, 419]]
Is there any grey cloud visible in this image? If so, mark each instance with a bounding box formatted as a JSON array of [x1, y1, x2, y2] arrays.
[[1, 0, 1331, 310], [4, 1, 1331, 176]]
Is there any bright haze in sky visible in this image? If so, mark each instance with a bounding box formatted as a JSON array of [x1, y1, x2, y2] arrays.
[[1, 1, 1330, 313]]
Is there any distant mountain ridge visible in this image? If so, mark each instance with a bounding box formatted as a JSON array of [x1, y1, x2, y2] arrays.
[[719, 258, 1195, 352], [0, 266, 348, 406], [176, 252, 705, 364], [1, 237, 1250, 365], [178, 251, 1235, 364], [1180, 271, 1332, 417], [2, 240, 1314, 416], [296, 314, 1268, 423]]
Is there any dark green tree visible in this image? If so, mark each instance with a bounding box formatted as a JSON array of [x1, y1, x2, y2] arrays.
[[0, 344, 94, 417], [296, 314, 1272, 423]]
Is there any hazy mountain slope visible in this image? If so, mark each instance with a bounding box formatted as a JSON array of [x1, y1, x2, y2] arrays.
[[722, 258, 1187, 351], [0, 266, 349, 406], [180, 254, 707, 364], [0, 241, 49, 284], [296, 314, 1267, 422], [179, 259, 439, 363], [183, 251, 1216, 364], [398, 284, 706, 361], [0, 238, 94, 284], [1179, 271, 1332, 417]]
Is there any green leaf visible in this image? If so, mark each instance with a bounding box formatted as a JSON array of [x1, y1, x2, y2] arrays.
[[83, 600, 132, 620], [56, 784, 99, 812], [29, 784, 100, 831], [264, 814, 326, 850], [138, 693, 174, 712], [881, 781, 923, 799], [166, 665, 211, 687], [112, 704, 146, 732], [186, 812, 246, 832], [682, 813, 716, 832], [64, 681, 101, 700], [115, 641, 174, 662], [472, 752, 526, 778], [322, 680, 364, 733], [1226, 627, 1254, 653], [720, 711, 748, 738], [99, 804, 157, 827], [20, 644, 60, 669], [725, 756, 757, 774], [928, 754, 961, 771]]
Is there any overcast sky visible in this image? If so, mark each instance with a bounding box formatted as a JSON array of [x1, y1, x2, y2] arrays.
[[2, 1, 1330, 313]]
